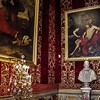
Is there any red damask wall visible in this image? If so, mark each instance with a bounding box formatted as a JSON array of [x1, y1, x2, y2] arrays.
[[38, 0, 61, 84], [60, 0, 100, 89], [1, 0, 100, 96], [0, 62, 14, 96], [37, 0, 100, 89]]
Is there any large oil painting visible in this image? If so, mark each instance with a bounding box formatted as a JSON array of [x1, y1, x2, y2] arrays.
[[65, 6, 100, 61], [0, 0, 39, 62]]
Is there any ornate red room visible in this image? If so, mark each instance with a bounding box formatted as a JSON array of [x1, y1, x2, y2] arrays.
[[0, 0, 100, 100]]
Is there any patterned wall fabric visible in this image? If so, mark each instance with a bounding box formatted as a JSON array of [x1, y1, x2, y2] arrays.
[[40, 0, 61, 83], [0, 62, 15, 96], [1, 0, 100, 97], [32, 0, 43, 84], [48, 0, 56, 84], [60, 0, 73, 87], [37, 0, 100, 88], [60, 0, 100, 89], [84, 0, 99, 6]]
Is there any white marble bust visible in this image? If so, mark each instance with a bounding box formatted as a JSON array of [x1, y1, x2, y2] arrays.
[[78, 60, 97, 83]]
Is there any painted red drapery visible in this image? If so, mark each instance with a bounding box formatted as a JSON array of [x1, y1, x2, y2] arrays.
[[0, 8, 17, 36]]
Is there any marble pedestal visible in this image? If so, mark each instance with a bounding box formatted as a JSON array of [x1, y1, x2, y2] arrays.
[[81, 87, 91, 100]]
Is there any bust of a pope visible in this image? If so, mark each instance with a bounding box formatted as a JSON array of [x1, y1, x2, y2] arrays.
[[78, 60, 97, 83]]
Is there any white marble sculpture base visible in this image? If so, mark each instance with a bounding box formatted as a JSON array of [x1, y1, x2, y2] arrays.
[[81, 87, 91, 100]]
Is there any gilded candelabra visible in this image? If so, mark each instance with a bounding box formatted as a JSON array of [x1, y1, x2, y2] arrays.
[[9, 55, 33, 98]]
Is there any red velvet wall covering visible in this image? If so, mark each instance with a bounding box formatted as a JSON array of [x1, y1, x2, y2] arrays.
[[39, 0, 100, 86], [40, 0, 61, 83], [41, 0, 49, 83], [1, 0, 100, 96], [55, 0, 61, 83], [59, 0, 100, 89], [0, 62, 14, 96], [72, 0, 85, 9], [75, 61, 84, 83]]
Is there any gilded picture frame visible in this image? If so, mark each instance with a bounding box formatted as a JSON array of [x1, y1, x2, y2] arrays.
[[98, 96, 100, 100], [65, 5, 100, 61], [0, 0, 39, 64]]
